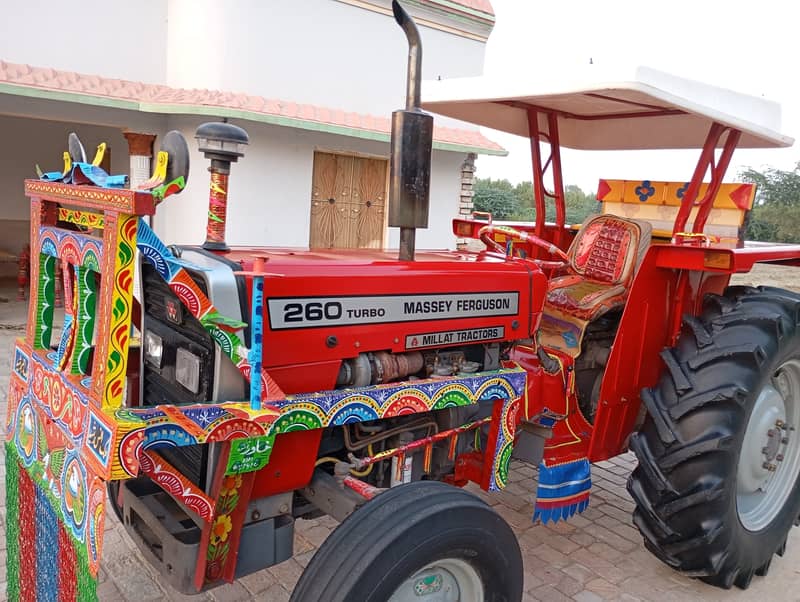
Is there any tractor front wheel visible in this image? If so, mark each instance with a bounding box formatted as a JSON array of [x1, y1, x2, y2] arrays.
[[628, 286, 800, 589], [290, 480, 523, 602]]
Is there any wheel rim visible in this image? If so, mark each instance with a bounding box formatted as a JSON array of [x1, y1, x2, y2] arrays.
[[737, 359, 800, 531], [388, 558, 484, 602]]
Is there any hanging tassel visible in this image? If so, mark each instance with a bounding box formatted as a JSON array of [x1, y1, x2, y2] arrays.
[[533, 458, 591, 524]]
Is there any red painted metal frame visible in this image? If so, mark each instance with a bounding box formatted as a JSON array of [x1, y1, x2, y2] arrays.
[[672, 123, 742, 236], [526, 109, 567, 249], [500, 99, 686, 122]]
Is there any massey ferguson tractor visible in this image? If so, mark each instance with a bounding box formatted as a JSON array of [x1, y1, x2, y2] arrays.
[[5, 2, 800, 600]]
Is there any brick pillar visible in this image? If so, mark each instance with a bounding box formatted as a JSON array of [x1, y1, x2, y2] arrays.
[[456, 153, 477, 250], [123, 131, 156, 189]]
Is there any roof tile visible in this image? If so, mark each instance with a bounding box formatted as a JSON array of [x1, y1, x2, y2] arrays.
[[443, 0, 494, 17], [0, 59, 504, 154]]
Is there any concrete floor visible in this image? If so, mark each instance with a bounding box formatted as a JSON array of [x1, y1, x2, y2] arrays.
[[1, 284, 800, 601]]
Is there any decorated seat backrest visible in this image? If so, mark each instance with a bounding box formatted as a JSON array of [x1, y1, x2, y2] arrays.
[[24, 180, 154, 410], [566, 215, 651, 286], [597, 179, 756, 242]]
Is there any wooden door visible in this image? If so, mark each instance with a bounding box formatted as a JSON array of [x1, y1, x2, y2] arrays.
[[351, 157, 386, 248], [310, 152, 386, 249]]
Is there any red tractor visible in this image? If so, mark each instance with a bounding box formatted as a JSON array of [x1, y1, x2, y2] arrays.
[[6, 2, 800, 600]]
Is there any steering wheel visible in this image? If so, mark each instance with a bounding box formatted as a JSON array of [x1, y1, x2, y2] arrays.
[[478, 225, 569, 268]]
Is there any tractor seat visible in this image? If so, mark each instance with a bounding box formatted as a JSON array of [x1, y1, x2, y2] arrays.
[[545, 215, 651, 322]]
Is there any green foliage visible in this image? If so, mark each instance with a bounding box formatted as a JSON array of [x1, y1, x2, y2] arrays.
[[472, 178, 598, 224], [472, 178, 519, 219], [741, 164, 800, 242]]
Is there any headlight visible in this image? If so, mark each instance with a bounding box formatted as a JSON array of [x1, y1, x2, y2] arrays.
[[175, 348, 201, 394], [144, 331, 163, 368]]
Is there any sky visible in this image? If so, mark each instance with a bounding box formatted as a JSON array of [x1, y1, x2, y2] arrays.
[[476, 0, 799, 192]]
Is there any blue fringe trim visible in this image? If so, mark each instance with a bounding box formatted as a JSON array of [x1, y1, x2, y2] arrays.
[[533, 458, 591, 524]]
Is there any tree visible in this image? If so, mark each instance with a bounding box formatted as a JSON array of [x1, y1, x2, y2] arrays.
[[741, 164, 800, 243], [473, 178, 598, 224], [473, 178, 520, 219]]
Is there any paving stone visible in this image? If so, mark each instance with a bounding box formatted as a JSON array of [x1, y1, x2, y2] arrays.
[[524, 570, 545, 592], [238, 568, 278, 595], [208, 581, 252, 602], [494, 501, 535, 532], [529, 543, 571, 569], [618, 576, 675, 599], [495, 489, 530, 511], [96, 579, 125, 601], [464, 482, 501, 505], [590, 467, 627, 486], [567, 549, 627, 584], [104, 553, 165, 601], [543, 519, 577, 535], [518, 528, 549, 553], [543, 534, 581, 555], [268, 557, 304, 592], [530, 583, 573, 602], [505, 480, 533, 497], [294, 550, 316, 569], [583, 526, 638, 554], [564, 513, 592, 528], [167, 587, 213, 601], [299, 524, 332, 547], [316, 514, 339, 529], [261, 584, 291, 602], [593, 502, 633, 525], [292, 531, 315, 555], [529, 564, 568, 587], [584, 577, 621, 600], [573, 590, 604, 602], [554, 573, 583, 597], [567, 530, 596, 548], [561, 563, 597, 585]]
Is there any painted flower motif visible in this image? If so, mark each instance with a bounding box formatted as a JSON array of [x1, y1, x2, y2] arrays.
[[220, 474, 242, 497], [211, 515, 233, 544], [635, 180, 656, 202], [676, 182, 690, 199]]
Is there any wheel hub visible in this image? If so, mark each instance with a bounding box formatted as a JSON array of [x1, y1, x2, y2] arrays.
[[737, 360, 800, 531], [389, 558, 483, 602]]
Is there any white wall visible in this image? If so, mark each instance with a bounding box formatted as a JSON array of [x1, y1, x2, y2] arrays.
[[0, 0, 168, 84], [166, 0, 486, 116], [0, 113, 140, 275], [154, 116, 464, 250]]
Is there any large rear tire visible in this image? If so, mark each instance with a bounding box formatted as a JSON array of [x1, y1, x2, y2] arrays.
[[290, 481, 523, 602], [628, 286, 800, 589]]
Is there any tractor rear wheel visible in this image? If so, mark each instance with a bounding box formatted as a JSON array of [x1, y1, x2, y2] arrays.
[[628, 286, 800, 589], [290, 480, 523, 602]]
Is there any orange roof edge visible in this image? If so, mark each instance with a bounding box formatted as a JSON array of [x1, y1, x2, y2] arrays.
[[0, 60, 506, 156]]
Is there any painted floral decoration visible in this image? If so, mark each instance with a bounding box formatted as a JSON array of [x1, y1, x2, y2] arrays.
[[635, 180, 656, 202], [210, 515, 233, 545], [219, 474, 242, 497]]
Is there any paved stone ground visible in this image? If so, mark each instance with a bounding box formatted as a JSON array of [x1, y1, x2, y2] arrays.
[[1, 284, 800, 601]]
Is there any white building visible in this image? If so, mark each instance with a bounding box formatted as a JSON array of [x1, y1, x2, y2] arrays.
[[0, 0, 503, 274]]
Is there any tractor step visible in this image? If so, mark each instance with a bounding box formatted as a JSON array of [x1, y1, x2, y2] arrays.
[[120, 477, 294, 594]]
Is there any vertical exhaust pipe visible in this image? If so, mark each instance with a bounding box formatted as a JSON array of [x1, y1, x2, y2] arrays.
[[388, 0, 433, 261]]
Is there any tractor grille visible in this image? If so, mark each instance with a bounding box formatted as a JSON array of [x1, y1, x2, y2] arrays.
[[141, 262, 215, 406]]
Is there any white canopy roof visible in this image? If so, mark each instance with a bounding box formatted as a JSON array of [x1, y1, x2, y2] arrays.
[[422, 66, 793, 150]]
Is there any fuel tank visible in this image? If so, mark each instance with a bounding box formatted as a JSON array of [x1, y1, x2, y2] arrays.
[[223, 247, 546, 370]]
